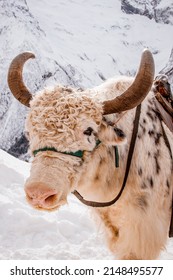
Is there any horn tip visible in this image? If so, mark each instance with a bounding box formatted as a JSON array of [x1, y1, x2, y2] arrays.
[[142, 48, 152, 56], [23, 52, 36, 60]]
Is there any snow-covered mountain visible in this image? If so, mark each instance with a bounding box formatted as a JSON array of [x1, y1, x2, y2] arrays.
[[0, 0, 173, 158], [161, 47, 173, 86], [121, 0, 173, 25]]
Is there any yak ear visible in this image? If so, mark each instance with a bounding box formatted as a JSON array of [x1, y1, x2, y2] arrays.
[[98, 123, 126, 146]]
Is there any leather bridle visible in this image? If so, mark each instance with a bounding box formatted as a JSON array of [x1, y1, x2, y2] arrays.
[[72, 104, 141, 207]]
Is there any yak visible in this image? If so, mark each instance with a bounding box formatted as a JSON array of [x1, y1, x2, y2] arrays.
[[8, 49, 173, 259]]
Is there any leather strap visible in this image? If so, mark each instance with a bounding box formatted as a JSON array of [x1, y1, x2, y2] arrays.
[[155, 92, 173, 117], [72, 104, 141, 207], [154, 94, 173, 237], [160, 122, 173, 238], [156, 100, 173, 132], [169, 201, 173, 238]]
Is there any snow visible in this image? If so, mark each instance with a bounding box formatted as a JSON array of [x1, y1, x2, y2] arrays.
[[27, 0, 173, 81], [0, 149, 113, 260], [0, 149, 173, 260], [157, 0, 173, 9]]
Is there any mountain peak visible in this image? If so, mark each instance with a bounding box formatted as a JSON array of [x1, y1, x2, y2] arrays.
[[121, 0, 173, 25]]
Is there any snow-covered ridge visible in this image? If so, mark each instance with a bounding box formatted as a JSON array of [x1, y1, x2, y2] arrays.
[[0, 0, 173, 158], [121, 0, 173, 25], [0, 0, 77, 158]]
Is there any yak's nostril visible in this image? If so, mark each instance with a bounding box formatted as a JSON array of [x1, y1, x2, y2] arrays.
[[27, 193, 57, 206], [24, 182, 59, 209], [44, 194, 57, 205]]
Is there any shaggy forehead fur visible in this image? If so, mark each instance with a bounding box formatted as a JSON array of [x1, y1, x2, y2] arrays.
[[26, 85, 103, 152]]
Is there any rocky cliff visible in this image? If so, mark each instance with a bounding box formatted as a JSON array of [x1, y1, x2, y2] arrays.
[[121, 0, 173, 25]]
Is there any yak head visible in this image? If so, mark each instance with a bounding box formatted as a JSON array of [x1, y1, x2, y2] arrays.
[[8, 50, 154, 211]]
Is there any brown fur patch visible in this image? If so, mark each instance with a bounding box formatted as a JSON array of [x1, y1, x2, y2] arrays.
[[138, 168, 143, 176], [155, 133, 162, 145], [140, 124, 146, 134], [154, 151, 160, 174], [99, 156, 106, 165], [147, 177, 154, 188], [94, 173, 100, 181], [141, 182, 148, 189], [100, 211, 119, 239], [147, 111, 154, 121], [148, 130, 155, 137], [137, 195, 148, 210], [166, 179, 170, 189]]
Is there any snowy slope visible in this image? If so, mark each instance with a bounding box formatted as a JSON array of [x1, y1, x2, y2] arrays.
[[0, 149, 112, 260], [0, 149, 173, 260], [0, 0, 78, 157], [0, 0, 173, 157], [27, 0, 173, 81]]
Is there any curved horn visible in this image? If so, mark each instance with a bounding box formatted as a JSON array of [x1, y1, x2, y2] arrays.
[[103, 49, 155, 115], [8, 52, 35, 107]]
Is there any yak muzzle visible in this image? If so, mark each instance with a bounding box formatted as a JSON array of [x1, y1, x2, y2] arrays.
[[25, 182, 66, 210]]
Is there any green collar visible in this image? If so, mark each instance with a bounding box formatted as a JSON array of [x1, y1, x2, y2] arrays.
[[33, 147, 84, 158], [33, 140, 101, 159], [33, 140, 119, 167]]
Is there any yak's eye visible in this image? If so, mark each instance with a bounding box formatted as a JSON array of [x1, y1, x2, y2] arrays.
[[83, 127, 93, 136]]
